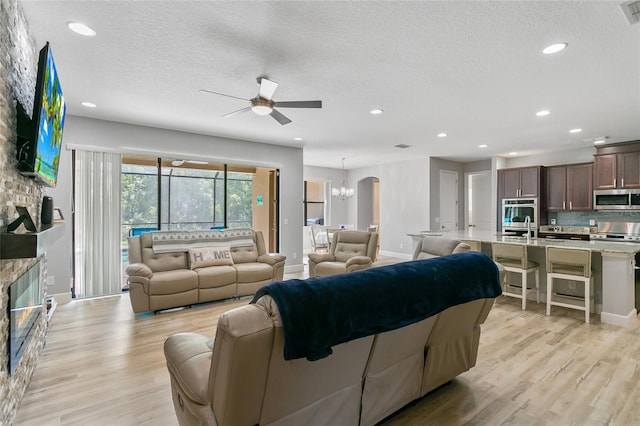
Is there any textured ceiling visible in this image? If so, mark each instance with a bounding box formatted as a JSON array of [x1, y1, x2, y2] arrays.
[[20, 1, 640, 169]]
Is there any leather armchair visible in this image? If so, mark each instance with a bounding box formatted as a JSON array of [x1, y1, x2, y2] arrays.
[[413, 237, 470, 260], [308, 230, 378, 277]]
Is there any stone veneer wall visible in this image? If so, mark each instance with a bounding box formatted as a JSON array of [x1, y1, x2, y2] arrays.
[[0, 0, 49, 423]]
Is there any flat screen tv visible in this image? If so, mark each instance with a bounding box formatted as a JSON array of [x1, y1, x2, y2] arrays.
[[16, 42, 66, 187]]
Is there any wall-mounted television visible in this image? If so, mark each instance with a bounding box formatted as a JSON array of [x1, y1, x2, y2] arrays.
[[16, 42, 66, 188]]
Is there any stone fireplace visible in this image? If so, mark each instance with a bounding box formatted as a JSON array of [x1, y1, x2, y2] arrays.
[[1, 0, 49, 423]]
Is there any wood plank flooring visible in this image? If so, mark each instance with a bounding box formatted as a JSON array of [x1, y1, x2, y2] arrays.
[[15, 259, 640, 425]]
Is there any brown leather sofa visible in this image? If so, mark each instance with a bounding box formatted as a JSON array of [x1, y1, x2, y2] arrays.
[[307, 230, 378, 277], [164, 254, 500, 426], [126, 230, 285, 313]]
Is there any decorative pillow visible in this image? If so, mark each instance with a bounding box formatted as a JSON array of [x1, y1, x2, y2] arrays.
[[188, 246, 234, 269]]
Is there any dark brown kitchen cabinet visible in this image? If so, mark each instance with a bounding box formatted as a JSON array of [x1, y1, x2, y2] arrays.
[[546, 163, 593, 211], [594, 152, 640, 190], [498, 166, 541, 198], [546, 166, 566, 210]]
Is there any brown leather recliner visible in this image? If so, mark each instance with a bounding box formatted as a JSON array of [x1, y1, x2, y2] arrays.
[[413, 236, 471, 260], [307, 230, 378, 277]]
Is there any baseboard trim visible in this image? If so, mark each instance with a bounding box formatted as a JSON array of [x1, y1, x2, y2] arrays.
[[379, 250, 412, 260], [600, 308, 638, 328]]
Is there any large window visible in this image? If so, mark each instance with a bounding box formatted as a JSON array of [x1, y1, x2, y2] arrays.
[[121, 162, 159, 243], [121, 157, 254, 239], [304, 180, 325, 225]]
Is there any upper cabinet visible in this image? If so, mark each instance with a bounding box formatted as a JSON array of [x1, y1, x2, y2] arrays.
[[546, 163, 593, 211], [594, 142, 640, 190], [498, 166, 542, 199]]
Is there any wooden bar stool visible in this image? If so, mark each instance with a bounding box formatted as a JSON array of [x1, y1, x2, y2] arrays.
[[491, 242, 540, 310], [546, 246, 593, 323]]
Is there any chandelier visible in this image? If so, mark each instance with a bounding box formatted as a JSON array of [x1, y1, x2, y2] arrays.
[[332, 158, 354, 200]]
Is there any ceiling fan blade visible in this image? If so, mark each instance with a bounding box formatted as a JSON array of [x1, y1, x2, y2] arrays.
[[199, 89, 249, 102], [270, 108, 292, 125], [221, 106, 252, 118], [274, 100, 322, 109], [258, 77, 278, 100]]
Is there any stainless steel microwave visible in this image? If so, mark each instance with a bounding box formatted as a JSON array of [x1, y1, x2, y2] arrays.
[[594, 189, 640, 210]]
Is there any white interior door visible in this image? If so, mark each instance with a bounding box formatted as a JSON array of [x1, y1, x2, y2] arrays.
[[439, 170, 458, 231], [466, 171, 492, 230]]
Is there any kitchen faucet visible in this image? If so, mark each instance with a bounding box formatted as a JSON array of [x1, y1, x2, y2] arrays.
[[525, 215, 531, 239]]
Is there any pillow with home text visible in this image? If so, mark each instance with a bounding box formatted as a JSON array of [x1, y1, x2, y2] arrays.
[[188, 246, 234, 269]]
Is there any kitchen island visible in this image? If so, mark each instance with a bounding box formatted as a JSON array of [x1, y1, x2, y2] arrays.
[[408, 229, 639, 327]]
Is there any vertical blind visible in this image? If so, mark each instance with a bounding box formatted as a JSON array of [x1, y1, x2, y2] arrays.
[[74, 150, 122, 298]]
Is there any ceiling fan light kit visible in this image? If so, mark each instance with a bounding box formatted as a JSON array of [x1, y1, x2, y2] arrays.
[[200, 76, 322, 125]]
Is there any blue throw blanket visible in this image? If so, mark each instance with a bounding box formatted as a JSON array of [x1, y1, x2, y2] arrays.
[[251, 251, 502, 361]]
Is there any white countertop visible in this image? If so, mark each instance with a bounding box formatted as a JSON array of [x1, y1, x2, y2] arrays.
[[408, 229, 640, 255]]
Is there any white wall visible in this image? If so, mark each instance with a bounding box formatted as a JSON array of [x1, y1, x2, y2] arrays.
[[43, 146, 73, 299], [47, 115, 304, 298], [348, 159, 430, 257]]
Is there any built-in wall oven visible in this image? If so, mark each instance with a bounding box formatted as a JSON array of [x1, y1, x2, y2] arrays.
[[502, 198, 538, 236]]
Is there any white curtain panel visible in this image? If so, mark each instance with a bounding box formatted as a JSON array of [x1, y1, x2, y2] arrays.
[[74, 150, 122, 298]]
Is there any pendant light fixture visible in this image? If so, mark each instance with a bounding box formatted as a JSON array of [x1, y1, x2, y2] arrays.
[[332, 158, 354, 200]]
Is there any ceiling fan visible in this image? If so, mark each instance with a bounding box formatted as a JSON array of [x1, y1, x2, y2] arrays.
[[199, 76, 322, 125]]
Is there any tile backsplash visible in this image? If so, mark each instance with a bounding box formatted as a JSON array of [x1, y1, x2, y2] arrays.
[[549, 211, 640, 226]]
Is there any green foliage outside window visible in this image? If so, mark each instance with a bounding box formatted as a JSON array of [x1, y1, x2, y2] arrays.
[[121, 163, 253, 245]]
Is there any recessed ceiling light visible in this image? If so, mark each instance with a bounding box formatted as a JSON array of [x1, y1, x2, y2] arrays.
[[437, 133, 447, 138], [81, 102, 97, 108], [478, 144, 488, 148], [67, 22, 96, 36], [536, 110, 550, 117], [370, 109, 383, 115], [293, 137, 303, 141], [569, 128, 582, 133], [509, 152, 518, 156], [543, 43, 568, 54]]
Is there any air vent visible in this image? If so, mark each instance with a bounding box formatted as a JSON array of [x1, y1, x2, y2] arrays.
[[394, 144, 411, 149], [620, 0, 640, 25]]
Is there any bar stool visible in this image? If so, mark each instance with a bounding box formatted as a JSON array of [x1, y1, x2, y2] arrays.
[[546, 246, 593, 323], [491, 242, 540, 310]]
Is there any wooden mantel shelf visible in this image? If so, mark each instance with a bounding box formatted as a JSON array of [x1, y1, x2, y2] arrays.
[[0, 222, 65, 259]]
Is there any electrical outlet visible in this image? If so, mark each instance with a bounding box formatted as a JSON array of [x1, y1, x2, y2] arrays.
[[568, 281, 576, 290], [550, 219, 556, 225], [292, 252, 297, 259], [589, 219, 596, 226], [400, 243, 404, 249]]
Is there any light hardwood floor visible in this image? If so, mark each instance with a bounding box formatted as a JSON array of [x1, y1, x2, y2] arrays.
[[15, 260, 640, 425]]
